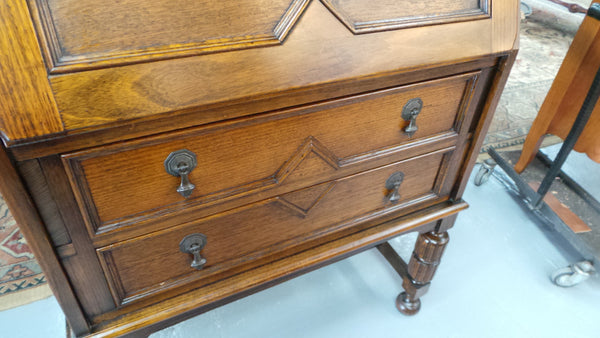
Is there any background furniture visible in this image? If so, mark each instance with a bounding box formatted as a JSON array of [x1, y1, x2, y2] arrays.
[[476, 1, 599, 287], [516, 0, 600, 171], [0, 1, 518, 337]]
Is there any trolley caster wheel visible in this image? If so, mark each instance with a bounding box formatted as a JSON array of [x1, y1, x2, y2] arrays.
[[551, 261, 595, 287], [474, 159, 497, 186]]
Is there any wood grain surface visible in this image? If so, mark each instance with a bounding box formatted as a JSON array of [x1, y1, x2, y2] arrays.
[[29, 0, 309, 73], [9, 57, 496, 161], [321, 0, 490, 33], [0, 145, 88, 334], [0, 0, 519, 336], [0, 0, 63, 141], [47, 0, 516, 135], [90, 201, 467, 337], [0, 1, 518, 145], [97, 150, 449, 305], [63, 73, 475, 237]]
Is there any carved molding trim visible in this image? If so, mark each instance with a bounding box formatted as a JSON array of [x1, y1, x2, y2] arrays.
[[64, 135, 341, 236], [277, 182, 336, 218], [28, 0, 311, 74], [321, 0, 491, 34]]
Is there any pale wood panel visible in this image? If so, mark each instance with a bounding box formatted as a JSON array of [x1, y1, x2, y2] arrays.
[[0, 0, 63, 142], [51, 1, 518, 132], [515, 0, 600, 171], [492, 0, 520, 51], [546, 4, 600, 163]]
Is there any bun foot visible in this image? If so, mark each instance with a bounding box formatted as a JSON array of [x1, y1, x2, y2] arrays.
[[395, 292, 421, 315]]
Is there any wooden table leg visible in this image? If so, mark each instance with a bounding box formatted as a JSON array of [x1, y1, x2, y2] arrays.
[[397, 231, 449, 315], [377, 229, 449, 316]]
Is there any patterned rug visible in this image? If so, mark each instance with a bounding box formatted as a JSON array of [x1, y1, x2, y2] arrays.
[[0, 195, 50, 311]]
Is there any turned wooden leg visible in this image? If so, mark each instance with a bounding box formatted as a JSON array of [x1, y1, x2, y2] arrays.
[[396, 230, 449, 315]]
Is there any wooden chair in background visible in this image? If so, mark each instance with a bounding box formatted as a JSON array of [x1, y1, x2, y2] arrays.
[[515, 0, 600, 172]]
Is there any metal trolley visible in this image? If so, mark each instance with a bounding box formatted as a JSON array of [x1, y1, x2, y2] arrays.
[[475, 3, 600, 287]]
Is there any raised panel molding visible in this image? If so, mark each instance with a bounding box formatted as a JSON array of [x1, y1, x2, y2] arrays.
[[321, 0, 491, 34], [64, 136, 342, 235], [277, 182, 336, 218], [28, 0, 310, 73]]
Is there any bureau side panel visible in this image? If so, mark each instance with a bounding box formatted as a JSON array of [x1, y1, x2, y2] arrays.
[[0, 146, 88, 334], [17, 160, 72, 247], [35, 156, 117, 318], [454, 51, 518, 198]]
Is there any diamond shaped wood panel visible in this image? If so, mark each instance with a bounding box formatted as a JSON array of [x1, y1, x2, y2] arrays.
[[30, 0, 310, 73], [321, 0, 490, 34], [278, 182, 336, 218]]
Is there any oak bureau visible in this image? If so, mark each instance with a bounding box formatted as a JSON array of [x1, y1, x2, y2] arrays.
[[0, 0, 518, 337]]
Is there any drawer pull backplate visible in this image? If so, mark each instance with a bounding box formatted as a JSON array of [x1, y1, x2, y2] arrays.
[[401, 98, 423, 138], [164, 149, 197, 198], [179, 233, 207, 270], [385, 171, 405, 203]]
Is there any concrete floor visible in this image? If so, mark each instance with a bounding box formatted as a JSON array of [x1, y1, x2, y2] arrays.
[[1, 148, 599, 338]]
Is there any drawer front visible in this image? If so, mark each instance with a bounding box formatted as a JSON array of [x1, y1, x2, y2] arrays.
[[64, 72, 479, 236], [97, 149, 452, 305]]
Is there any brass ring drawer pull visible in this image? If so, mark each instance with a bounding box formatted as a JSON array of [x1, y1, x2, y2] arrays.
[[385, 171, 405, 203], [164, 149, 197, 198], [401, 98, 423, 138], [179, 233, 207, 270]]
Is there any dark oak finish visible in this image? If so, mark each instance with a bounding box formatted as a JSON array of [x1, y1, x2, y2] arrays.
[[397, 230, 450, 315], [85, 136, 463, 250], [38, 156, 116, 318], [98, 150, 450, 306], [17, 160, 72, 247], [455, 51, 518, 198], [0, 145, 88, 334], [0, 0, 518, 336], [92, 202, 468, 337]]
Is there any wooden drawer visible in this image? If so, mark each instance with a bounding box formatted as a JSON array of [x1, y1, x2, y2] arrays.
[[97, 148, 453, 306], [0, 0, 518, 334], [63, 72, 479, 238]]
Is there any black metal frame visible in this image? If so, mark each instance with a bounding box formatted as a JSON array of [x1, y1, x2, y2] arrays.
[[507, 3, 600, 208], [535, 151, 600, 214], [482, 3, 600, 265]]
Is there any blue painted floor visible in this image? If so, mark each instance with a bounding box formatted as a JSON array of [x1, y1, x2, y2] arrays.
[[1, 149, 599, 338]]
